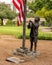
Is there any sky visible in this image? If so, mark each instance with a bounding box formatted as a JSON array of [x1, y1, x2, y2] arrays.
[[0, 0, 12, 4]]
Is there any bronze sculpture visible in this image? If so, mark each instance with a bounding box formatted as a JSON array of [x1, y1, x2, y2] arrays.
[[27, 17, 40, 52]]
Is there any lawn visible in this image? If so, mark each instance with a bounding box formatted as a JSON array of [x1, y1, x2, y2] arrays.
[[0, 26, 23, 35], [0, 26, 52, 40]]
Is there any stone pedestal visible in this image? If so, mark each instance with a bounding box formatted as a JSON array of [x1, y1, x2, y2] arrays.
[[13, 48, 40, 59], [6, 48, 40, 64]]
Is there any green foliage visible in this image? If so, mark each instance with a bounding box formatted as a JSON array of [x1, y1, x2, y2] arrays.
[[28, 0, 43, 12], [28, 0, 52, 12], [27, 12, 35, 18], [0, 3, 17, 20], [35, 7, 46, 18], [45, 10, 52, 26], [41, 21, 48, 26], [0, 3, 17, 26], [45, 0, 52, 10], [6, 20, 16, 26], [28, 0, 52, 26], [35, 7, 52, 27]]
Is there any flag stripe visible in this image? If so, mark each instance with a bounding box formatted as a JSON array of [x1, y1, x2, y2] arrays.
[[12, 0, 24, 26], [13, 0, 20, 12]]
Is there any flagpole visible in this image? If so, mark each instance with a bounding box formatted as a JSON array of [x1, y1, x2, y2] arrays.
[[22, 0, 27, 49]]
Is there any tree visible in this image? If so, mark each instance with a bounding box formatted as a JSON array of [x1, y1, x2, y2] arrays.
[[0, 3, 17, 25], [28, 0, 52, 12], [28, 0, 52, 27], [45, 0, 52, 10], [35, 7, 46, 18], [44, 10, 52, 26]]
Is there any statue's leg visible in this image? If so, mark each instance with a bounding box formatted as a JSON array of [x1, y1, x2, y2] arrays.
[[30, 38, 33, 51], [34, 37, 37, 52]]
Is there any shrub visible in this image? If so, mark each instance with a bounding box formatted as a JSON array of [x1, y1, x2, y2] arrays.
[[41, 21, 48, 26], [17, 31, 52, 40], [6, 19, 16, 26], [35, 7, 46, 18], [44, 10, 52, 27], [27, 12, 35, 18], [38, 31, 52, 40]]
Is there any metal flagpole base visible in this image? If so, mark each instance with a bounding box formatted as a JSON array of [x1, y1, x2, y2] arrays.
[[13, 47, 29, 55]]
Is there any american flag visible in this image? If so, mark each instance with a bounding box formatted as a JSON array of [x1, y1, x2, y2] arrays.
[[12, 0, 24, 26]]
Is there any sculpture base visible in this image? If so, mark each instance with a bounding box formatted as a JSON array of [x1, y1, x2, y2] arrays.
[[13, 48, 40, 59], [6, 48, 40, 64]]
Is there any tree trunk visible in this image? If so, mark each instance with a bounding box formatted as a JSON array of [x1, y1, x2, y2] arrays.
[[1, 19, 3, 26]]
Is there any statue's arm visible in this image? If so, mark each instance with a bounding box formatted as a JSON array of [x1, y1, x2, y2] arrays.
[[27, 20, 32, 29]]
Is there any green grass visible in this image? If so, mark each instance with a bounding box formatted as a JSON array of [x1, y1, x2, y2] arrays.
[[38, 31, 52, 40], [0, 26, 52, 40], [0, 26, 23, 38]]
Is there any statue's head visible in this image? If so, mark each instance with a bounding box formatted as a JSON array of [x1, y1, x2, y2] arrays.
[[29, 20, 32, 22], [34, 16, 40, 23]]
